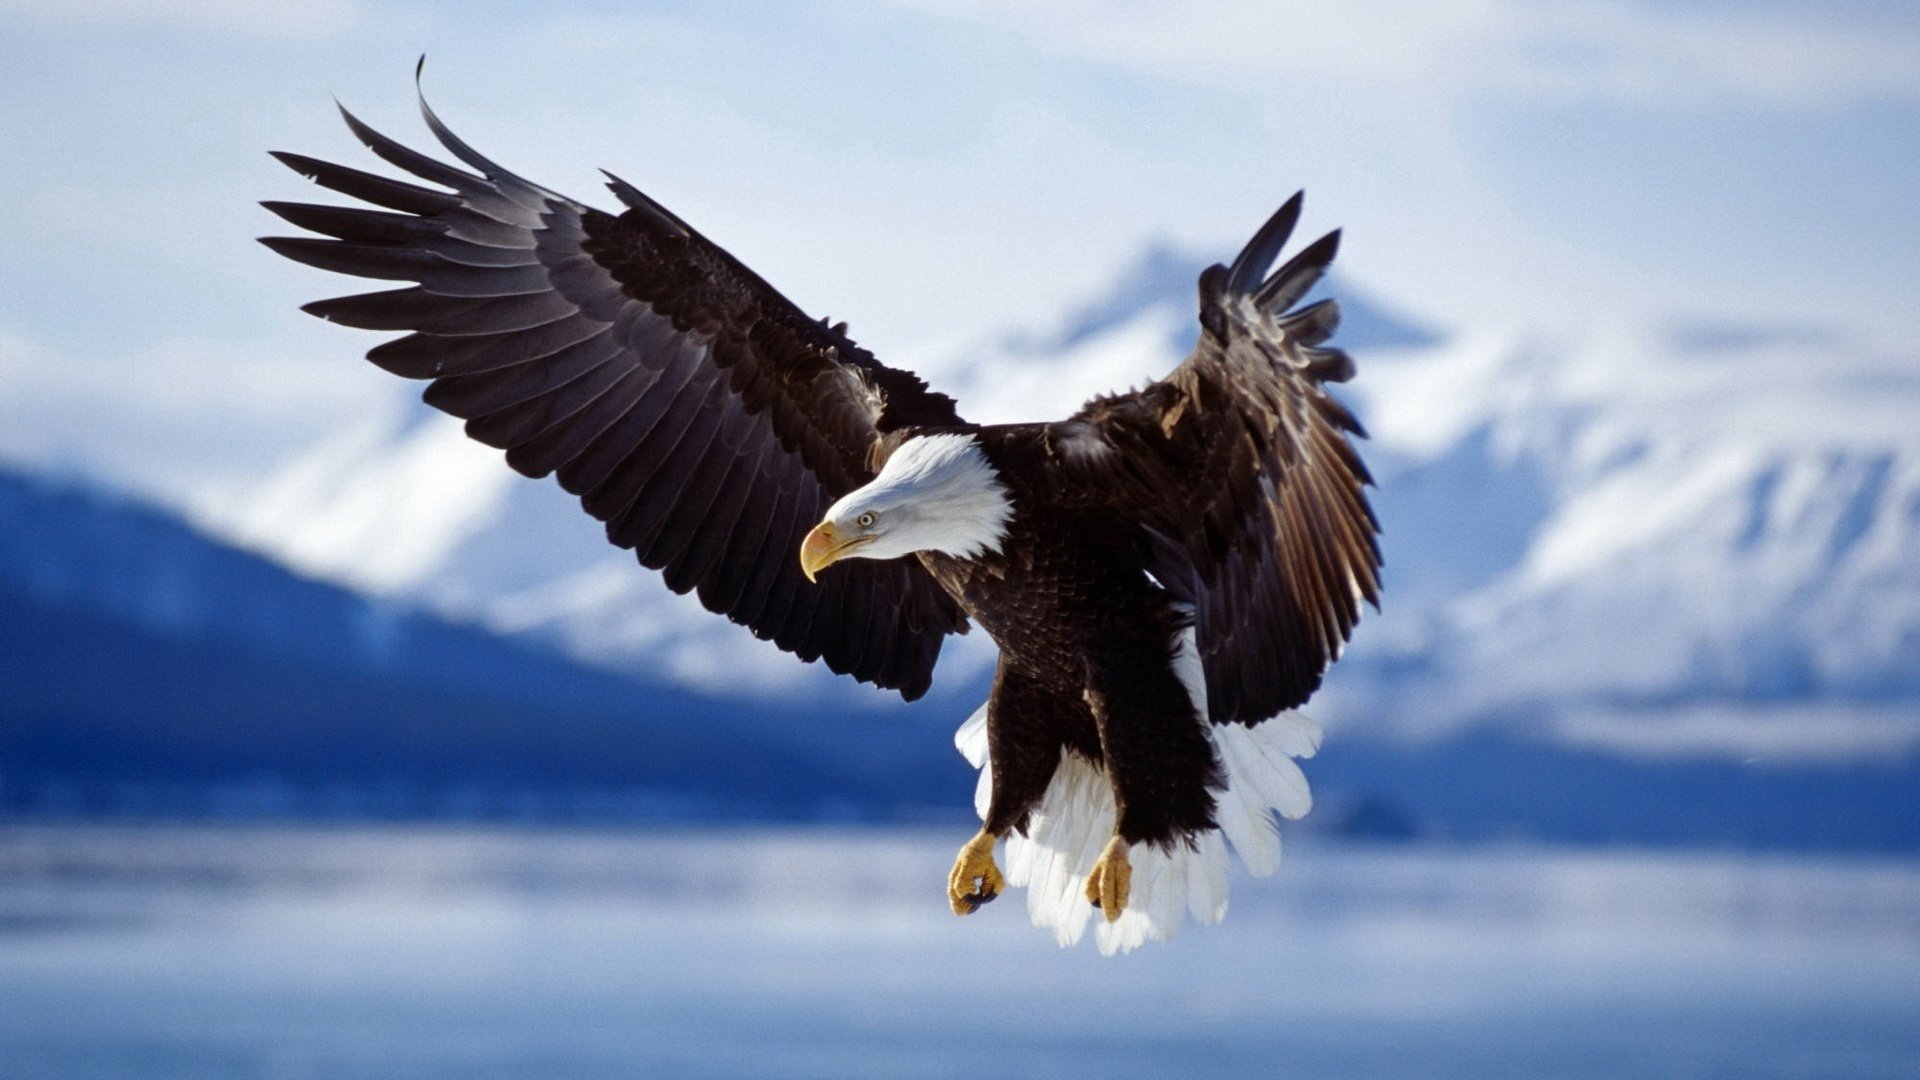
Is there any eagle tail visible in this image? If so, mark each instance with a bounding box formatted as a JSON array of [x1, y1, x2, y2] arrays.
[[952, 629, 1321, 955]]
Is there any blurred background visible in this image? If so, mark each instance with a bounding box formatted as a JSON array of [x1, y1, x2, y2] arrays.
[[2, 1, 1917, 1077]]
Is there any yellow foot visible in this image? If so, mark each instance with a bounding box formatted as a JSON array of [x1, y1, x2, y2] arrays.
[[1084, 837, 1132, 922], [947, 830, 1005, 916]]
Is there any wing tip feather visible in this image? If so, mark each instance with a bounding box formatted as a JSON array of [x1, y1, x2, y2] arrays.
[[600, 170, 690, 238], [1224, 191, 1305, 296]]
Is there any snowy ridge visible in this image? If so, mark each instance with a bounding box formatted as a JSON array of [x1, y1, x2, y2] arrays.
[[226, 396, 515, 595], [220, 394, 868, 698], [953, 627, 1320, 955]]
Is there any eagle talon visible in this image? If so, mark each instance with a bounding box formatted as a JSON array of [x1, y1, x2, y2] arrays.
[[947, 830, 1005, 916], [1085, 837, 1132, 922]]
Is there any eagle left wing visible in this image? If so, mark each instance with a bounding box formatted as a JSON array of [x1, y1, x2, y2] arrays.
[[1044, 194, 1381, 724], [259, 71, 969, 699]]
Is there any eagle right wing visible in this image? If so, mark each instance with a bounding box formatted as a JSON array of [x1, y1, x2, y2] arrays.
[[260, 76, 968, 699], [1045, 195, 1381, 724]]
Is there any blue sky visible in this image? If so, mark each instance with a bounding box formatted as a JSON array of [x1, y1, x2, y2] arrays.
[[1, 0, 1915, 509]]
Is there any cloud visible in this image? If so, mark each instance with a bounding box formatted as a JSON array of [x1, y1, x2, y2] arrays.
[[0, 0, 360, 37], [876, 0, 1920, 109]]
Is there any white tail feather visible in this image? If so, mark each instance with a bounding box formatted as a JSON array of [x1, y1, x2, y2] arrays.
[[961, 628, 1321, 955], [954, 702, 990, 767]]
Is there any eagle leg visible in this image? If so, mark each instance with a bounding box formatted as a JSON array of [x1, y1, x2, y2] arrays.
[[951, 660, 1079, 917], [947, 828, 1005, 915], [1076, 609, 1224, 923], [1084, 836, 1132, 921]]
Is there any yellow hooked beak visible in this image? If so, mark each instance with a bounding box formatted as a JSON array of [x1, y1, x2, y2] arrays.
[[799, 521, 875, 582]]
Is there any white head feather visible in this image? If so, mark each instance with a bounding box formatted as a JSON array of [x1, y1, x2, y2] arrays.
[[821, 433, 1013, 561]]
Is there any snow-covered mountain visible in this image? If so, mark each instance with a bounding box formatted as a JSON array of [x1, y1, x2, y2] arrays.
[[1337, 321, 1920, 763], [202, 245, 1920, 764]]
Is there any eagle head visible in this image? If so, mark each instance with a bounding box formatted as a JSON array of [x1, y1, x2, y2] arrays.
[[801, 433, 1012, 581]]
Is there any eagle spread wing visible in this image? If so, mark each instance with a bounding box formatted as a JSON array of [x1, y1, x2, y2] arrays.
[[260, 76, 968, 699], [1047, 194, 1381, 724]]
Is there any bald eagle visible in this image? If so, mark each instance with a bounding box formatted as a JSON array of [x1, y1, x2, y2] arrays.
[[261, 74, 1379, 954]]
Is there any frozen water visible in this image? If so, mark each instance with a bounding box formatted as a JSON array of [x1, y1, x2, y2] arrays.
[[1, 823, 1915, 1079]]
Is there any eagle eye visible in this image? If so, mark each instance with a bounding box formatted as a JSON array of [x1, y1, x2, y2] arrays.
[[855, 511, 878, 529]]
